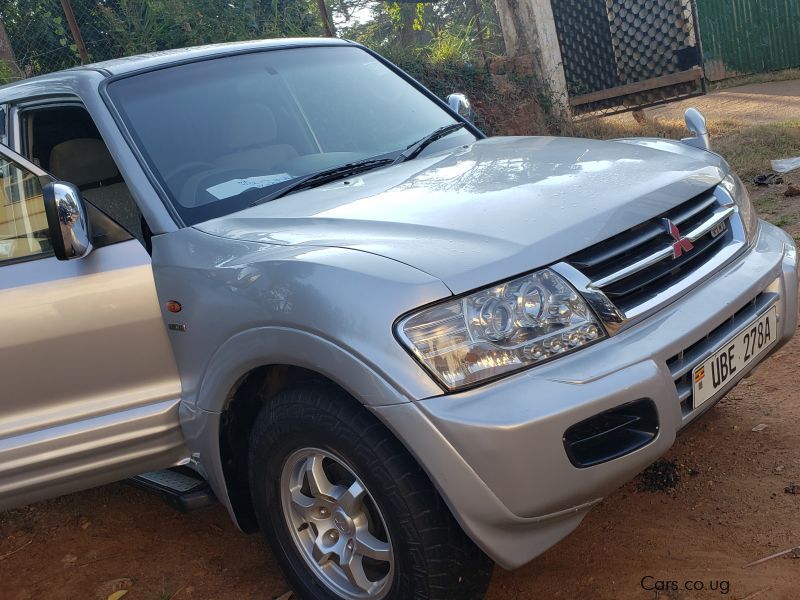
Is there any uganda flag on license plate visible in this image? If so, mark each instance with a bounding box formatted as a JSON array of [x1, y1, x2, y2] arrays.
[[695, 367, 705, 386]]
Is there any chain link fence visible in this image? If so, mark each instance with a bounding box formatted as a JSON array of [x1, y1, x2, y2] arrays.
[[1, 0, 114, 81]]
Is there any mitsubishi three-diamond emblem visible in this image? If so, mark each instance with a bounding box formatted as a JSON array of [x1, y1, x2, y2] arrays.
[[663, 218, 694, 259]]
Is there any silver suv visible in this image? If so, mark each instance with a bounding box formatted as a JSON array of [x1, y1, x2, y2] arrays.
[[1, 39, 796, 600]]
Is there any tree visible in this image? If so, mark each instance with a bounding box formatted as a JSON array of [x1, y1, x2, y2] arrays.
[[0, 17, 23, 80]]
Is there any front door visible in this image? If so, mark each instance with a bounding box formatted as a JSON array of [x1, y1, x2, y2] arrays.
[[0, 143, 186, 510]]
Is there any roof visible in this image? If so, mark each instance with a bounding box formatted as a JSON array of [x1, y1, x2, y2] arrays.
[[80, 37, 351, 76], [0, 38, 352, 93]]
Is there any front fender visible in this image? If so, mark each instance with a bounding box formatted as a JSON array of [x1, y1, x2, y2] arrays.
[[151, 227, 450, 414], [196, 326, 413, 413]]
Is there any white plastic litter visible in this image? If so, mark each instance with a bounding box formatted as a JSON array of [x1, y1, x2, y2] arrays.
[[771, 157, 800, 174]]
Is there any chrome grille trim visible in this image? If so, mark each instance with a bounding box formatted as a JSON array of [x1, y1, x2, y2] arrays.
[[592, 205, 735, 288], [558, 185, 748, 335], [550, 262, 626, 334], [568, 193, 720, 270]]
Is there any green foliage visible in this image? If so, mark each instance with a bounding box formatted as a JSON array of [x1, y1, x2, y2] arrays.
[[2, 0, 505, 79], [425, 19, 476, 65], [98, 0, 179, 56], [341, 0, 501, 60], [97, 0, 323, 57], [0, 60, 14, 84], [0, 0, 325, 75]]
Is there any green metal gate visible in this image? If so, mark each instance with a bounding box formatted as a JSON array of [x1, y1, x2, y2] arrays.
[[698, 0, 800, 80]]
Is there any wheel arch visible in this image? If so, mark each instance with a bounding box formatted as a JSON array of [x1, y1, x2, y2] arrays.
[[219, 364, 353, 531], [192, 326, 417, 531]]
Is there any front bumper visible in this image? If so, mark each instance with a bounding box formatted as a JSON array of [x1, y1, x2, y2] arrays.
[[374, 221, 798, 569]]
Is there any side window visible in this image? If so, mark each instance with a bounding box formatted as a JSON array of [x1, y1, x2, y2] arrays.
[[20, 104, 147, 246], [0, 155, 51, 263]]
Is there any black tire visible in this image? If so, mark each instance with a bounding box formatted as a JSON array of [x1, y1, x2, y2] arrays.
[[248, 381, 493, 600]]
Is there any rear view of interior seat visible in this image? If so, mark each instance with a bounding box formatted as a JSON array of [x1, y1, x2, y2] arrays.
[[215, 104, 298, 171], [49, 138, 142, 239]]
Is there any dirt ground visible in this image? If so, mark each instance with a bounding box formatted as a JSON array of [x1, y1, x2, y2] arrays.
[[638, 79, 800, 125], [4, 82, 800, 600]]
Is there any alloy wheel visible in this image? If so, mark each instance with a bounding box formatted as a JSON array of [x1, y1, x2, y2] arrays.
[[280, 447, 394, 599]]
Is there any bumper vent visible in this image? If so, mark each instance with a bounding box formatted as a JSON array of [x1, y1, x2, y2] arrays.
[[566, 189, 736, 315], [563, 398, 659, 468]]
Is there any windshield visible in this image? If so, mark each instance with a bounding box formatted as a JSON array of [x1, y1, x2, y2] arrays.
[[107, 45, 474, 225]]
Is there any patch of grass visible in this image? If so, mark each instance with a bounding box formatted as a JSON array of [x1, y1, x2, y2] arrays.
[[573, 115, 740, 142], [752, 194, 781, 214], [768, 215, 794, 228], [714, 121, 800, 181], [573, 116, 686, 141], [575, 117, 800, 185]]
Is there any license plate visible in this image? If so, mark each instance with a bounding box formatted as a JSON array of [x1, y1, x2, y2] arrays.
[[692, 306, 777, 408]]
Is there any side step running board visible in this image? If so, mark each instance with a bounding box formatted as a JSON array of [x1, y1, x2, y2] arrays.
[[130, 467, 215, 512]]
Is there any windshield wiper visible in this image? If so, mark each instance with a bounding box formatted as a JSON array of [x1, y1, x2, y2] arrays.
[[392, 123, 467, 165], [249, 157, 394, 207]]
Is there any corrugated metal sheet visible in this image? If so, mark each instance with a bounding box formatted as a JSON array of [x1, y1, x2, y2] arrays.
[[698, 0, 800, 80]]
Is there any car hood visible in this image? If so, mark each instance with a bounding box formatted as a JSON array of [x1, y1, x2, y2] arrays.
[[197, 136, 727, 294]]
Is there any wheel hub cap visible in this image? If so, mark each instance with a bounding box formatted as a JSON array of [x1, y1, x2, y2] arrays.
[[333, 509, 354, 535], [280, 448, 394, 599]]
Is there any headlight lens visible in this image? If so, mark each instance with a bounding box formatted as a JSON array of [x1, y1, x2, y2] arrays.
[[719, 173, 758, 242], [397, 269, 606, 391]]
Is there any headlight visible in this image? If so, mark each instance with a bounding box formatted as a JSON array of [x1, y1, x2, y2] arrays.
[[719, 173, 758, 242], [396, 268, 606, 391]]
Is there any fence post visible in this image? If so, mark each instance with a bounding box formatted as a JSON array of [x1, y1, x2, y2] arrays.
[[59, 0, 90, 64], [494, 0, 570, 118]]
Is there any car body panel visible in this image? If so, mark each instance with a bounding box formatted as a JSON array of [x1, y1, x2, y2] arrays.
[[197, 136, 727, 294], [74, 37, 353, 77], [374, 221, 798, 567], [0, 239, 186, 510], [149, 226, 449, 413]]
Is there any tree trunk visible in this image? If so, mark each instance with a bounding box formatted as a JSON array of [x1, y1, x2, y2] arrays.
[[315, 0, 336, 37], [0, 18, 23, 80], [468, 0, 489, 67], [398, 3, 417, 48]]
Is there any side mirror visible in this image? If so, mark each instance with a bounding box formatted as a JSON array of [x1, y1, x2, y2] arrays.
[[446, 93, 476, 123], [43, 181, 92, 260], [682, 107, 710, 150]]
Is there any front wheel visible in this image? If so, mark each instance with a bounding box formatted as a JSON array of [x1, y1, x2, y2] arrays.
[[248, 382, 493, 600]]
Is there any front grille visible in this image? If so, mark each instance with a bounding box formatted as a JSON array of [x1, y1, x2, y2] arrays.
[[667, 291, 775, 420], [566, 188, 735, 314]]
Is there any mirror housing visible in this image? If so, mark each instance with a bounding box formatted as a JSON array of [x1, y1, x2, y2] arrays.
[[43, 181, 93, 260], [446, 93, 476, 123], [682, 107, 710, 150]]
